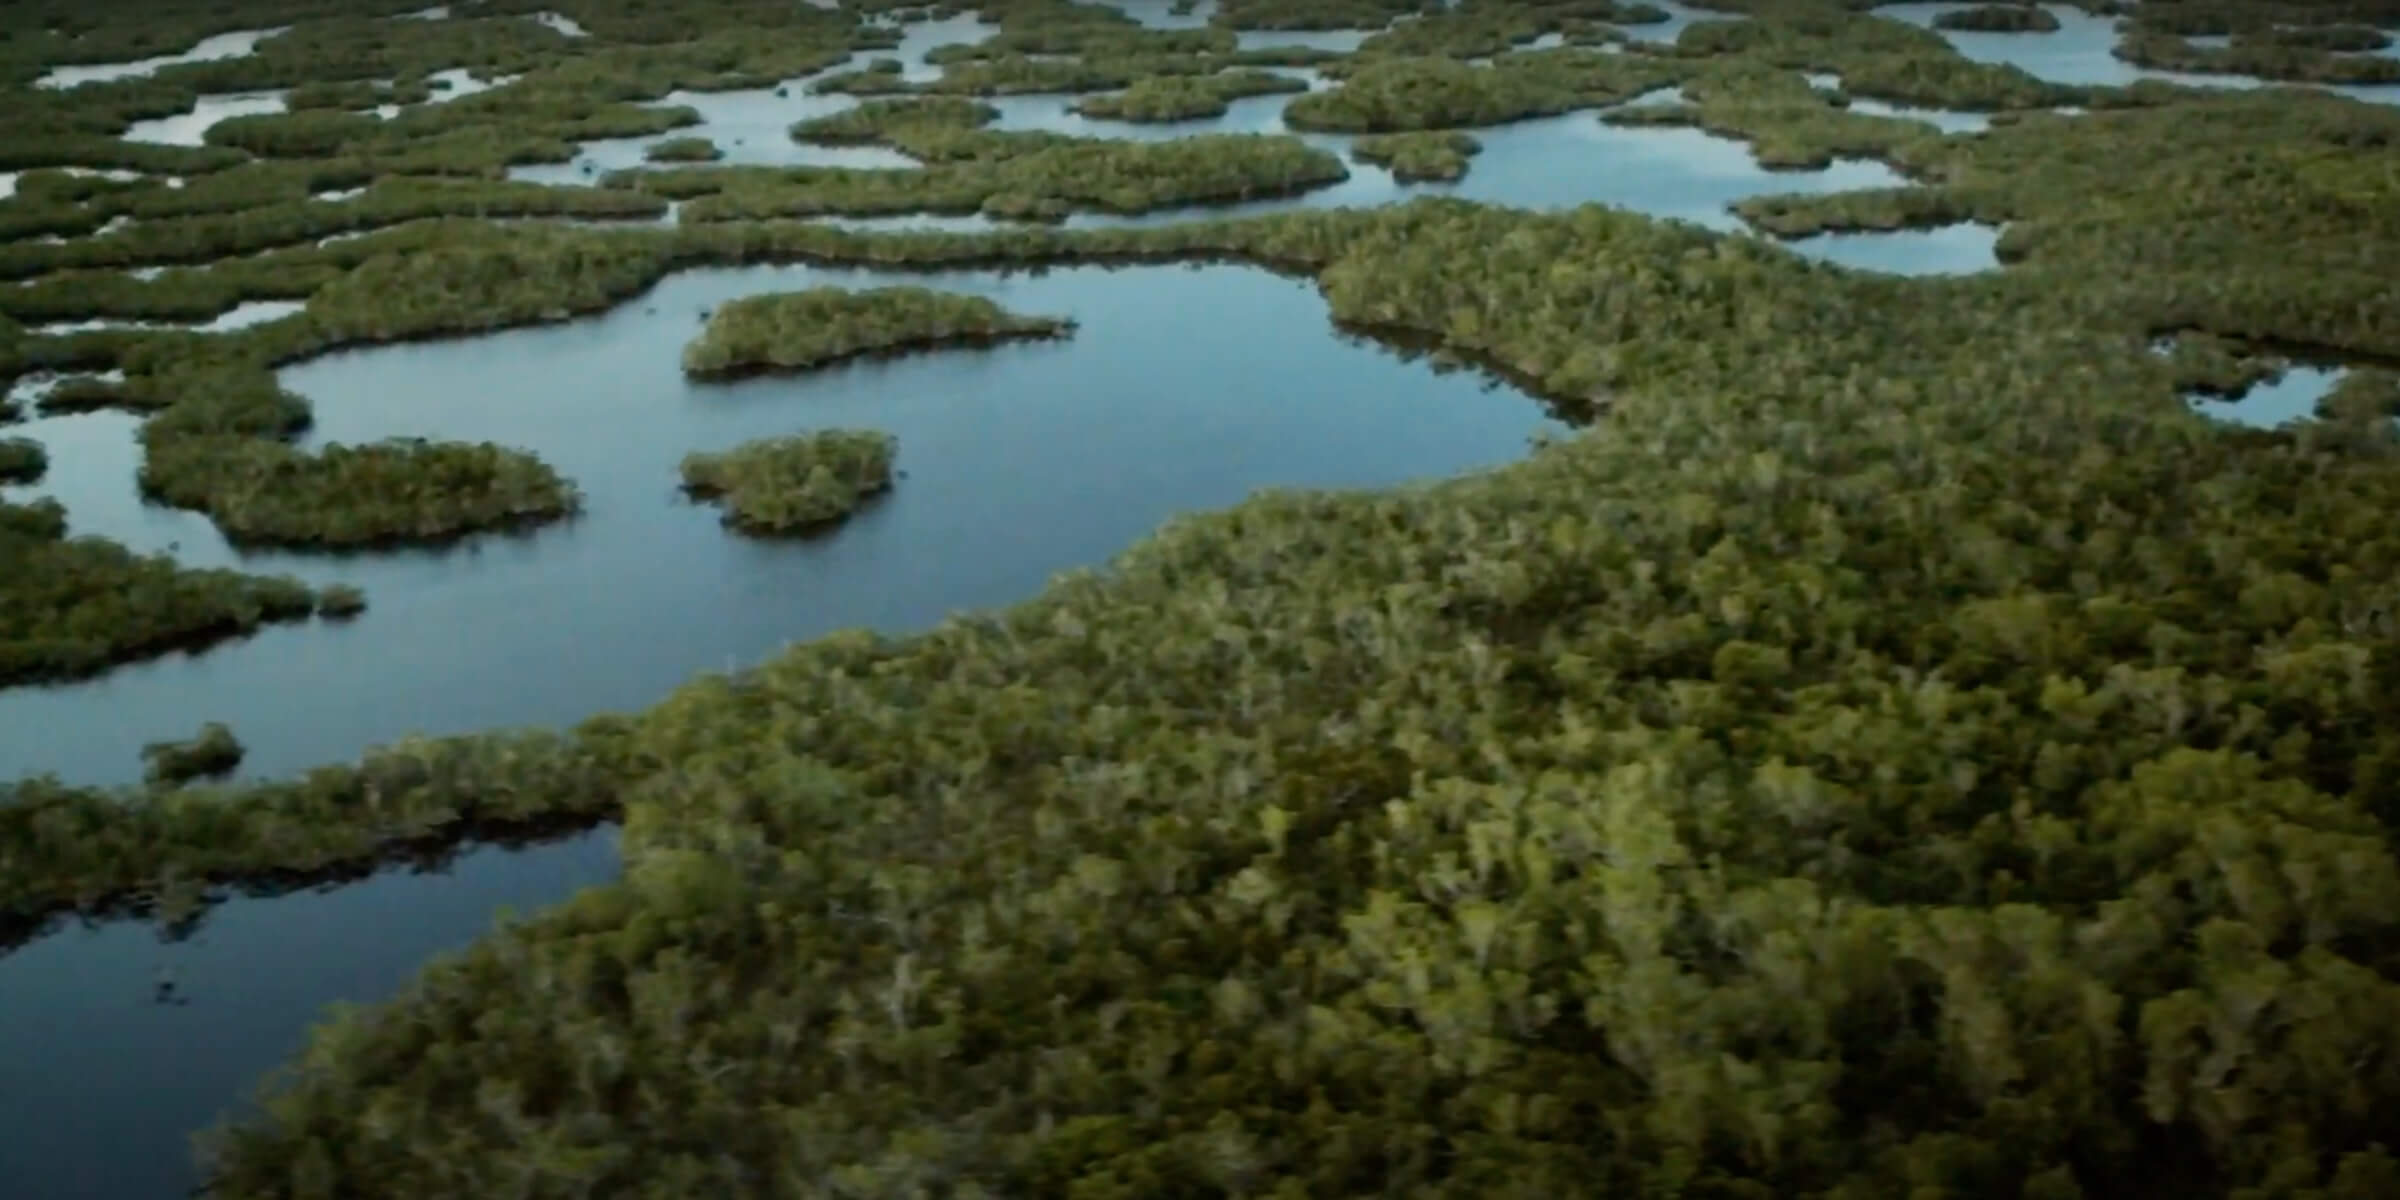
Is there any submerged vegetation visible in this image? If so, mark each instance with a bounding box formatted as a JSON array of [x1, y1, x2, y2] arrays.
[[9, 0, 2400, 1195], [678, 429, 898, 536], [681, 286, 1075, 379], [141, 722, 244, 787]]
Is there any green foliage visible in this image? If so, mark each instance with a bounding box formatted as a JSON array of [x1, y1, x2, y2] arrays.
[[1602, 60, 1951, 170], [789, 96, 1000, 144], [678, 429, 898, 535], [1932, 4, 2061, 33], [137, 435, 581, 550], [642, 135, 723, 163], [680, 285, 1074, 378], [1214, 0, 1433, 30], [2253, 24, 2393, 52], [0, 496, 322, 686], [1070, 69, 1309, 122], [314, 582, 367, 619], [1352, 128, 1483, 180], [1289, 49, 1680, 131], [2113, 30, 2400, 85], [11, 2, 2400, 1194], [0, 435, 45, 483], [632, 133, 1350, 220], [141, 722, 244, 787]]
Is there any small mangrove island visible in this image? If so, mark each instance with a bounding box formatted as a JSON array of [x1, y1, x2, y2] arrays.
[[680, 285, 1076, 379], [1352, 129, 1484, 181], [141, 722, 245, 787], [678, 429, 898, 536], [0, 436, 47, 484]]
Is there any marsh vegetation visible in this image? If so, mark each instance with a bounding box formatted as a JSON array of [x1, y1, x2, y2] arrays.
[[1288, 50, 1684, 130], [1351, 128, 1483, 180], [141, 721, 244, 786], [1069, 69, 1309, 122], [678, 429, 898, 535], [641, 135, 722, 163], [681, 285, 1075, 378], [0, 435, 46, 483], [0, 496, 329, 685], [7, 0, 2400, 1196]]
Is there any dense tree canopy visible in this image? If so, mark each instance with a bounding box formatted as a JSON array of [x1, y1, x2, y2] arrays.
[[4, 0, 2400, 1195]]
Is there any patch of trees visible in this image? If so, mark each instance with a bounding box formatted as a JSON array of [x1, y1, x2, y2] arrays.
[[2113, 30, 2400, 84], [1932, 3, 2063, 33], [1070, 69, 1308, 122], [142, 722, 245, 786], [678, 429, 898, 535], [642, 135, 722, 163], [0, 496, 331, 687], [626, 133, 1349, 221], [1351, 128, 1483, 180], [679, 285, 1074, 378], [1601, 61, 1952, 171], [1286, 49, 1681, 130], [0, 436, 46, 483]]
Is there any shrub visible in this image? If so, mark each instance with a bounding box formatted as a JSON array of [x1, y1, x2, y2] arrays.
[[141, 722, 244, 786], [680, 285, 1074, 378], [678, 429, 898, 535]]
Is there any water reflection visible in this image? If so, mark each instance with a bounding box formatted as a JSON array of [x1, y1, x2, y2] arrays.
[[0, 828, 622, 1200]]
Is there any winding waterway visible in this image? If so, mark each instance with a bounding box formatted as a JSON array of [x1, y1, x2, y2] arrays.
[[0, 1, 2385, 1195]]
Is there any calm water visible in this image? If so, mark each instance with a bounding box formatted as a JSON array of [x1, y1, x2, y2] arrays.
[[0, 1, 2310, 1195], [0, 829, 621, 1200], [2187, 364, 2351, 429]]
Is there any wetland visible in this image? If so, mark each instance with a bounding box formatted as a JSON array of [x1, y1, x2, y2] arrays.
[[5, 0, 2400, 1196]]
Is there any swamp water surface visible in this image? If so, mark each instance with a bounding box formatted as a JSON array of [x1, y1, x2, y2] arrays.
[[0, 1, 2341, 1193]]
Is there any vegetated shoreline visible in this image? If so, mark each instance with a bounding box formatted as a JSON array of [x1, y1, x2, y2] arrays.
[[678, 429, 899, 536], [9, 1, 2400, 1195], [680, 323, 1075, 380]]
